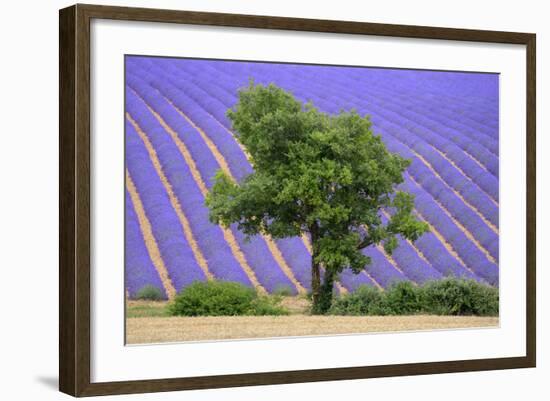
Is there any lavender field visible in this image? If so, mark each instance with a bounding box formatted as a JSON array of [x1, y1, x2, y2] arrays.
[[124, 56, 499, 300]]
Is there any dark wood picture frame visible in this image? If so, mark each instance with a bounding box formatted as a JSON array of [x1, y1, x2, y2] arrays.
[[59, 3, 536, 397]]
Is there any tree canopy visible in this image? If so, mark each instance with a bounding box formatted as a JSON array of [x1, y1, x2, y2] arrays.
[[206, 82, 428, 313]]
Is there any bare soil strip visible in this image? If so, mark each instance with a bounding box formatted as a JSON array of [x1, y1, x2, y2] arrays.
[[361, 269, 384, 290], [464, 148, 491, 174], [127, 113, 214, 281], [263, 234, 308, 294], [126, 315, 498, 344], [126, 171, 177, 299], [301, 234, 313, 253]]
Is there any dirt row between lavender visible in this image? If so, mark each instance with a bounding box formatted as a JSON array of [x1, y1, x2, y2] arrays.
[[125, 300, 498, 344]]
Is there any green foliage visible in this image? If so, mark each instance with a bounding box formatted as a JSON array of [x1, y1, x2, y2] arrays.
[[329, 278, 499, 316], [206, 82, 428, 313], [420, 278, 499, 316], [328, 285, 384, 315], [381, 281, 424, 315], [168, 281, 254, 316], [168, 281, 289, 316], [135, 285, 165, 301]]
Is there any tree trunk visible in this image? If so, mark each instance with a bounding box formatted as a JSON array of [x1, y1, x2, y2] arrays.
[[311, 258, 322, 314], [310, 224, 322, 314], [318, 268, 336, 314]]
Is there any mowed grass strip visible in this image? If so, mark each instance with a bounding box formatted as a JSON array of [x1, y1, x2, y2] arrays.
[[126, 315, 498, 344]]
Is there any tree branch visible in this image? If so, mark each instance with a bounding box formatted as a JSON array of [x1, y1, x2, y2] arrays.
[[356, 236, 374, 250]]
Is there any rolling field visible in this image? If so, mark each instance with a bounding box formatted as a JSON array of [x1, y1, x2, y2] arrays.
[[124, 57, 499, 300]]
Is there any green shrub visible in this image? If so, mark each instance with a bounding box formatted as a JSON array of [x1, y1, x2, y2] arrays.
[[135, 285, 165, 301], [168, 281, 289, 316], [421, 278, 499, 316], [169, 281, 255, 316], [380, 281, 423, 315], [329, 285, 383, 315], [327, 278, 498, 316]]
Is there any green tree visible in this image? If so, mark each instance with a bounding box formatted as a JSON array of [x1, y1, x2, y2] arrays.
[[206, 82, 428, 314]]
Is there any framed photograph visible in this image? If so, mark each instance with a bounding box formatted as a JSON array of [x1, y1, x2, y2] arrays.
[[59, 4, 536, 397]]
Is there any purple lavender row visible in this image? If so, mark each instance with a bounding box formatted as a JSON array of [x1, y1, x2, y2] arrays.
[[216, 61, 499, 171], [293, 66, 499, 155], [287, 83, 500, 214], [407, 102, 497, 143], [263, 64, 501, 182], [248, 72, 500, 238], [128, 59, 251, 181], [156, 65, 437, 288], [365, 70, 498, 133], [327, 67, 499, 136], [378, 120, 498, 224], [339, 269, 376, 290], [150, 60, 383, 291], [147, 57, 488, 284], [229, 228, 299, 294], [285, 74, 501, 196], [377, 133, 499, 279], [386, 121, 499, 206], [144, 57, 498, 284], [326, 91, 500, 197], [407, 160, 499, 261], [363, 88, 498, 157], [378, 215, 443, 284], [126, 73, 302, 294], [391, 239, 443, 284], [127, 57, 498, 290], [346, 66, 498, 107], [269, 237, 311, 291], [201, 60, 498, 282], [126, 87, 253, 287], [362, 247, 408, 288], [351, 123, 494, 282], [323, 68, 500, 145], [145, 60, 413, 291], [195, 61, 499, 205], [366, 127, 499, 263], [126, 60, 221, 187], [125, 119, 207, 292], [127, 62, 320, 293], [401, 178, 498, 285], [411, 231, 480, 281], [183, 59, 498, 139], [277, 66, 500, 180], [180, 64, 499, 263], [125, 189, 168, 299]]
